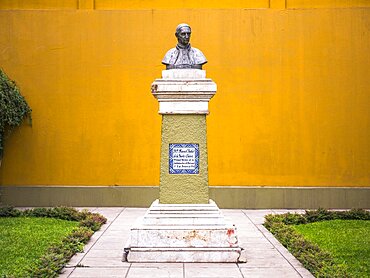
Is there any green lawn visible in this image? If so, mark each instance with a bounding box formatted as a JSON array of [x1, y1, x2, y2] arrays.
[[0, 217, 78, 277], [293, 220, 370, 277]]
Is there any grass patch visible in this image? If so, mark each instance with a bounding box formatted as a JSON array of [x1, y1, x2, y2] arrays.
[[294, 220, 370, 277], [0, 217, 78, 277], [264, 209, 370, 277], [0, 207, 107, 277]]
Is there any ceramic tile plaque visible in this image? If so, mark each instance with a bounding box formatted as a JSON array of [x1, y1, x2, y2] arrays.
[[169, 143, 199, 174]]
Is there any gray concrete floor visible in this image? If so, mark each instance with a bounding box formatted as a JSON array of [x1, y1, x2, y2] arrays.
[[59, 208, 313, 278]]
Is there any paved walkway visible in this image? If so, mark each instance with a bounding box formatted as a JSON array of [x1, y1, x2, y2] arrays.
[[60, 208, 313, 278]]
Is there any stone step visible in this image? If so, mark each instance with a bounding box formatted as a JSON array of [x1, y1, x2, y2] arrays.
[[150, 207, 219, 211], [130, 225, 239, 248], [150, 206, 219, 211], [125, 247, 242, 263], [148, 210, 220, 214], [132, 224, 236, 229], [150, 199, 218, 208], [142, 214, 226, 225]]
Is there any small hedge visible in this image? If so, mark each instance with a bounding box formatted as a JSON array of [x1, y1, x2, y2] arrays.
[[0, 206, 107, 277], [264, 208, 370, 278]]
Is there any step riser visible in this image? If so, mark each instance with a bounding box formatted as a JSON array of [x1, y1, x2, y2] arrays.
[[126, 249, 241, 263], [142, 217, 226, 225], [130, 228, 239, 248]]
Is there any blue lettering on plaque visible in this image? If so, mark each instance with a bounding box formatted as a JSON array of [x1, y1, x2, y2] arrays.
[[169, 143, 199, 174]]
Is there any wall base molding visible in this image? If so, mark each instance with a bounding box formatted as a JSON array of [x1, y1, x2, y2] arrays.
[[1, 186, 369, 209]]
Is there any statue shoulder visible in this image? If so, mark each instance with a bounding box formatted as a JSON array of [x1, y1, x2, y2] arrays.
[[190, 47, 207, 65], [162, 48, 178, 64]]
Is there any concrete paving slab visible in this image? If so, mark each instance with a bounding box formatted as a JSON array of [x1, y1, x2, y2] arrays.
[[79, 257, 130, 267], [240, 267, 301, 278], [84, 246, 122, 258], [125, 266, 183, 278], [68, 267, 129, 278], [244, 252, 287, 261], [83, 249, 123, 258], [184, 263, 239, 268], [90, 240, 127, 250], [242, 242, 276, 250], [242, 210, 274, 225], [103, 229, 131, 236], [184, 265, 243, 278], [59, 267, 74, 278], [131, 262, 183, 268], [238, 233, 267, 240], [240, 257, 292, 268], [242, 249, 282, 258], [243, 209, 274, 215], [65, 252, 85, 267], [107, 225, 135, 231]]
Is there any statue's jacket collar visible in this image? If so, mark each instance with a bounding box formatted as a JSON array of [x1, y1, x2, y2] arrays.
[[162, 44, 207, 66]]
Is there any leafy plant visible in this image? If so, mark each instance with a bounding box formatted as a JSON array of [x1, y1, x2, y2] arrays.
[[27, 227, 94, 277], [0, 69, 32, 160], [0, 206, 21, 217]]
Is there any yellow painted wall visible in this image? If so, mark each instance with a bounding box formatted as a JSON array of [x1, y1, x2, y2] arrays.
[[287, 0, 370, 8], [1, 0, 369, 10], [0, 1, 369, 187]]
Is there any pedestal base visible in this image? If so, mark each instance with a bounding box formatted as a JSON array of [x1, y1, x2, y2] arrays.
[[123, 200, 243, 263], [126, 247, 241, 263]]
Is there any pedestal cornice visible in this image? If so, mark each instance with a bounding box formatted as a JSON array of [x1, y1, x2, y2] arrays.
[[151, 69, 217, 115]]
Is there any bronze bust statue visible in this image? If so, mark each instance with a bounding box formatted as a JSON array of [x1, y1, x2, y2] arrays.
[[162, 23, 207, 70]]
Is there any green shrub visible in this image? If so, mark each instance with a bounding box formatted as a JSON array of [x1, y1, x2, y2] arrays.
[[0, 69, 32, 159], [22, 207, 81, 221], [345, 208, 370, 220], [79, 212, 107, 231], [0, 206, 21, 217], [304, 208, 370, 223], [305, 208, 334, 223], [28, 227, 94, 277], [282, 212, 307, 225], [1, 206, 107, 227], [265, 208, 370, 227]]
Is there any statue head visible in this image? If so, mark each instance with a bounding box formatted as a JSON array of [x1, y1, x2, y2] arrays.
[[175, 23, 191, 48], [162, 23, 207, 69]]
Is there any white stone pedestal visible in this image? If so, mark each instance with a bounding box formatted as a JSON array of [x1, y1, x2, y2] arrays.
[[123, 69, 243, 263], [124, 200, 243, 262]]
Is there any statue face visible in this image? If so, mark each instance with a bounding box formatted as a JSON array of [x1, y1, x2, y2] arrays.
[[176, 27, 191, 46]]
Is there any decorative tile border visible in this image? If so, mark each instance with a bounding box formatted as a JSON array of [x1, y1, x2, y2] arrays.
[[169, 143, 199, 174]]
